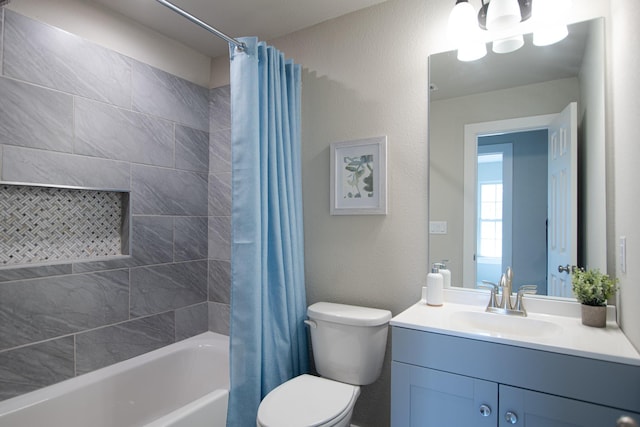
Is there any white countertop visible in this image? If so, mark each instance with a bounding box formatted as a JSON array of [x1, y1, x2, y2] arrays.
[[390, 289, 640, 366]]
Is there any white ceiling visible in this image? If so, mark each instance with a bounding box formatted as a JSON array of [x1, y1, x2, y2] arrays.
[[85, 0, 387, 58]]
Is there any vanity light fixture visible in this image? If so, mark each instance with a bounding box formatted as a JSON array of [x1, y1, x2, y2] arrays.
[[532, 0, 571, 46], [447, 0, 487, 61], [447, 0, 570, 60], [485, 0, 522, 31], [492, 34, 524, 53]]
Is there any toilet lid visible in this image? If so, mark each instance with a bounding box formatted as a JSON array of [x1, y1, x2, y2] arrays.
[[257, 374, 359, 427]]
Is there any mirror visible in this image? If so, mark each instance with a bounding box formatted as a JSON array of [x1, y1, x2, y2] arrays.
[[428, 18, 606, 297]]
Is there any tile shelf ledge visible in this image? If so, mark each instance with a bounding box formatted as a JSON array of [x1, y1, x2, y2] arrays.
[[0, 180, 131, 193], [0, 255, 133, 272]]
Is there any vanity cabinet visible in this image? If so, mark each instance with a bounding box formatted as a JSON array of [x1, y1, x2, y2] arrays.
[[392, 362, 498, 426], [391, 326, 640, 427]]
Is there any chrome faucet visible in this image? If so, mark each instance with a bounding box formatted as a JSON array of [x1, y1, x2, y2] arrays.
[[499, 267, 514, 310], [480, 267, 537, 316]]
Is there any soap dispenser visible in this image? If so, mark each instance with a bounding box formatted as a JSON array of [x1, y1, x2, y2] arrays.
[[427, 264, 444, 306], [435, 261, 451, 289]]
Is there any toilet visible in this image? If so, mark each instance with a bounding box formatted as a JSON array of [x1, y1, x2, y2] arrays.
[[256, 302, 392, 427]]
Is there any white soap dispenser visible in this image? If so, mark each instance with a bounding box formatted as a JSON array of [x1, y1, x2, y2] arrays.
[[427, 264, 444, 306], [436, 261, 452, 288]]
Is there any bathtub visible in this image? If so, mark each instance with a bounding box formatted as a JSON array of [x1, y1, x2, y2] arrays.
[[0, 331, 229, 427]]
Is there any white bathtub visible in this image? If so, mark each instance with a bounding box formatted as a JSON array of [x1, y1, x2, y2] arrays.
[[0, 331, 229, 427]]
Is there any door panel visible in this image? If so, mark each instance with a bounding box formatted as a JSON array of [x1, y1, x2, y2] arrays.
[[547, 102, 578, 297], [391, 362, 497, 427], [499, 385, 640, 427]]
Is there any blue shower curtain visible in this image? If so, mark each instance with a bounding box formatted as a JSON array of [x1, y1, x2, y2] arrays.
[[227, 37, 309, 427]]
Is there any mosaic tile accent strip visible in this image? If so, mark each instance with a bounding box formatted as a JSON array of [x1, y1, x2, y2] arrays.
[[0, 184, 125, 265]]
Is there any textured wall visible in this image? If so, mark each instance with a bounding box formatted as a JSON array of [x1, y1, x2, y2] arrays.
[[611, 0, 640, 352], [0, 10, 225, 401]]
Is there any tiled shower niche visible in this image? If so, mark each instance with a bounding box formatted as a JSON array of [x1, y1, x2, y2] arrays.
[[0, 184, 130, 266]]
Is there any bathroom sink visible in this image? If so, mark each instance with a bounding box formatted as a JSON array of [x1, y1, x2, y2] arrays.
[[449, 310, 562, 338]]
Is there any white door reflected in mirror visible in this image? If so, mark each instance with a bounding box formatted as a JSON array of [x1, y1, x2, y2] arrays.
[[547, 102, 578, 298], [463, 106, 577, 296]]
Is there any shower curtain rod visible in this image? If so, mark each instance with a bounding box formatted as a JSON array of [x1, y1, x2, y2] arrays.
[[154, 0, 247, 52]]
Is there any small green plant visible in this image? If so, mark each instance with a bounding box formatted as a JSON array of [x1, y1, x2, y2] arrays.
[[571, 268, 618, 306]]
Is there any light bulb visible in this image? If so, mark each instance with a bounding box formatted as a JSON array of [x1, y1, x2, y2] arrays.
[[486, 0, 522, 32], [448, 1, 488, 62], [493, 34, 524, 53], [458, 40, 488, 62], [448, 1, 478, 45], [533, 0, 571, 46]]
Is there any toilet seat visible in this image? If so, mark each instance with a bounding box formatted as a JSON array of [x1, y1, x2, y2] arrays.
[[256, 374, 360, 427]]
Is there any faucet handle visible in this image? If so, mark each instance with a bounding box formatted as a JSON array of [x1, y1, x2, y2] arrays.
[[480, 280, 498, 290], [516, 285, 538, 302], [515, 285, 538, 315], [479, 281, 498, 298], [518, 284, 537, 292], [478, 282, 499, 309]]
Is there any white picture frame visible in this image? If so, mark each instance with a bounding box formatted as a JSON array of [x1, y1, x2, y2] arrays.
[[330, 136, 388, 215]]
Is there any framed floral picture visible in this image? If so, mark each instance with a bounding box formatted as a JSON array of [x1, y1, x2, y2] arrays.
[[330, 136, 387, 215]]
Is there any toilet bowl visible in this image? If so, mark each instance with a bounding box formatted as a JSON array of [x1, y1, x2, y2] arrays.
[[256, 374, 360, 427], [256, 302, 391, 427]]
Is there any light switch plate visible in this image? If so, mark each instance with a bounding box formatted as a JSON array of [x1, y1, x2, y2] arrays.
[[429, 221, 447, 234], [620, 236, 627, 274]]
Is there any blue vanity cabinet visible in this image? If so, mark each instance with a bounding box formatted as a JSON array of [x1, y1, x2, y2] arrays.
[[391, 326, 640, 427], [498, 385, 640, 427], [392, 361, 497, 426]]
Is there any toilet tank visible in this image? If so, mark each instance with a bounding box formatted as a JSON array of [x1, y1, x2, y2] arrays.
[[306, 302, 391, 386]]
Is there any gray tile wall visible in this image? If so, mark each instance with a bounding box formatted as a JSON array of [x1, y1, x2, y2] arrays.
[[208, 86, 232, 336], [0, 11, 230, 401]]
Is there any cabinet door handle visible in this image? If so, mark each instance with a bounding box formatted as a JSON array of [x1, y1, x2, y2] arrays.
[[479, 404, 491, 417], [618, 416, 639, 427], [505, 411, 518, 424]]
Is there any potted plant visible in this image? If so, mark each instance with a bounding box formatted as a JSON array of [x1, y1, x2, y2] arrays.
[[571, 267, 618, 327]]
